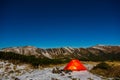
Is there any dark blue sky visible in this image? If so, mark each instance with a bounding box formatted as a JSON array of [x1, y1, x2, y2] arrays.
[[0, 0, 120, 48]]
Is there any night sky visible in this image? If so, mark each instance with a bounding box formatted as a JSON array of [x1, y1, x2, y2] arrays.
[[0, 0, 120, 48]]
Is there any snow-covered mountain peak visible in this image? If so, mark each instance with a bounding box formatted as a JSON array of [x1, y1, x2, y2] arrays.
[[95, 44, 106, 47]]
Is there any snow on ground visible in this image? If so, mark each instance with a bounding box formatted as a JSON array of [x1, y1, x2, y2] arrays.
[[17, 65, 102, 80], [0, 60, 109, 80], [18, 69, 101, 80], [0, 60, 33, 80]]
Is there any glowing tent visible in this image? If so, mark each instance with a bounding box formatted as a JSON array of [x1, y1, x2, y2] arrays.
[[64, 59, 87, 71]]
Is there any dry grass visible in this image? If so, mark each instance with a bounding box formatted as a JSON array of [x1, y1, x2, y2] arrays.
[[38, 63, 66, 69], [90, 61, 120, 79], [83, 61, 120, 65], [106, 61, 120, 66], [82, 61, 99, 65]]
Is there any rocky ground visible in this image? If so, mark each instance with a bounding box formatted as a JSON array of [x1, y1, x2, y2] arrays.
[[17, 67, 102, 80], [0, 60, 34, 80], [0, 60, 115, 80]]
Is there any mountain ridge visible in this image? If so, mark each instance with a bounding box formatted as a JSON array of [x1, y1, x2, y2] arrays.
[[0, 45, 120, 60]]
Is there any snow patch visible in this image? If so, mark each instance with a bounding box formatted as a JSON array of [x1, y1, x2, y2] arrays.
[[41, 51, 52, 59], [64, 47, 73, 53], [92, 46, 105, 50]]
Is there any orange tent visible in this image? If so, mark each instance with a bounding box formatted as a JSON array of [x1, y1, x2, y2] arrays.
[[64, 59, 87, 71]]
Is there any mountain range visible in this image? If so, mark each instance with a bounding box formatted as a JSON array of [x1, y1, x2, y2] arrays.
[[1, 45, 120, 61]]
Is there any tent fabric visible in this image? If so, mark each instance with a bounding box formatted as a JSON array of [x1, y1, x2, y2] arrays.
[[64, 59, 87, 71]]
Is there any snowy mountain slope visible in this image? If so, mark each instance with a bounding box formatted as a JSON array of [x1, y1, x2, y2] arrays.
[[1, 45, 120, 59]]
